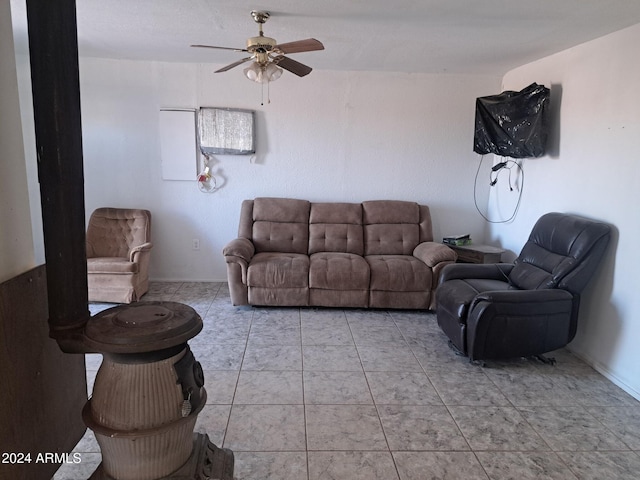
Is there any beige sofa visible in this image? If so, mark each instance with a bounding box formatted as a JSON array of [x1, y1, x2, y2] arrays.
[[223, 198, 456, 310]]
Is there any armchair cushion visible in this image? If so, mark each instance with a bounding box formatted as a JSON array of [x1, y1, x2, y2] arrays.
[[439, 263, 514, 283], [86, 208, 150, 258], [437, 278, 511, 321], [508, 213, 611, 292], [87, 257, 139, 274]]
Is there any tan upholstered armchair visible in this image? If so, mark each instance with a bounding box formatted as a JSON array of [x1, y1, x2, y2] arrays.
[[86, 208, 153, 303]]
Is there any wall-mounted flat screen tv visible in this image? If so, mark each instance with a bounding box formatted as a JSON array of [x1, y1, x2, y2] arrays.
[[474, 82, 550, 158]]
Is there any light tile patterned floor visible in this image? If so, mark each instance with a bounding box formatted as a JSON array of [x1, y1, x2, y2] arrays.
[[54, 281, 640, 480]]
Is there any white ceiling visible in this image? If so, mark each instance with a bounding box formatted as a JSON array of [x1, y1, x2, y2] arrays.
[[10, 0, 640, 76]]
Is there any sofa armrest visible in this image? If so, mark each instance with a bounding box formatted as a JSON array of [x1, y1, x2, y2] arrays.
[[439, 262, 514, 283], [129, 242, 153, 262], [413, 242, 457, 267], [223, 238, 255, 285], [223, 238, 255, 262]]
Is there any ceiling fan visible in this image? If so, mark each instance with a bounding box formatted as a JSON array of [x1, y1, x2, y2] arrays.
[[191, 10, 324, 84]]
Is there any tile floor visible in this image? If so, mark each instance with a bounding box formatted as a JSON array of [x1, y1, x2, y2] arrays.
[[54, 281, 640, 480]]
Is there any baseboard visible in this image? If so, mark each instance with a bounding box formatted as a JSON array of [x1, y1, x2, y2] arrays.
[[148, 277, 229, 283], [567, 347, 640, 401]]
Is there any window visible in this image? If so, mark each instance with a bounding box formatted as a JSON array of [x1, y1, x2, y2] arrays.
[[198, 107, 255, 155]]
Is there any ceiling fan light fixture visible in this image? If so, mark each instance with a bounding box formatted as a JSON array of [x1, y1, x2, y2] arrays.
[[265, 62, 283, 82], [243, 62, 261, 82], [243, 61, 282, 84]]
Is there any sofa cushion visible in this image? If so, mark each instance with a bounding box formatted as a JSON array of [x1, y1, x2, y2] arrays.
[[249, 286, 309, 306], [363, 201, 421, 255], [365, 224, 420, 256], [308, 202, 363, 255], [309, 252, 370, 290], [366, 255, 431, 292], [247, 252, 309, 288], [252, 198, 310, 254]]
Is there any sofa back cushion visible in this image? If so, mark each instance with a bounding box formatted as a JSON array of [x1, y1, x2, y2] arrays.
[[252, 197, 310, 254], [308, 203, 364, 255], [363, 201, 431, 255]]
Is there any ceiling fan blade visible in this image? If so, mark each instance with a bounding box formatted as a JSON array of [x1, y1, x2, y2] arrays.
[[191, 44, 248, 53], [273, 55, 313, 77], [275, 38, 324, 54], [215, 57, 253, 73]]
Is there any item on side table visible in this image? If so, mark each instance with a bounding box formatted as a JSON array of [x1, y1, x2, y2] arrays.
[[443, 234, 472, 246]]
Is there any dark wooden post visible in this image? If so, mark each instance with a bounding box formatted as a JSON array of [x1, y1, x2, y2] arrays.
[[26, 0, 90, 352]]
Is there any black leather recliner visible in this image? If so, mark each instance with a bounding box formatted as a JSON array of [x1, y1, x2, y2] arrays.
[[436, 213, 611, 362]]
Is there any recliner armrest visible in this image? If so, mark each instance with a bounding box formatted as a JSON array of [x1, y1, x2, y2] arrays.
[[413, 242, 457, 267], [129, 242, 153, 262], [467, 288, 577, 361], [223, 238, 255, 263], [440, 263, 514, 283], [473, 287, 573, 307]]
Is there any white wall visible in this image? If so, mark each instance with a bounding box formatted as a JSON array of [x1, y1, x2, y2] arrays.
[[68, 58, 499, 281], [0, 0, 34, 283], [488, 23, 640, 398]]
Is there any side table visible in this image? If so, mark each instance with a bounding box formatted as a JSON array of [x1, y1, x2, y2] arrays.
[[447, 244, 505, 264]]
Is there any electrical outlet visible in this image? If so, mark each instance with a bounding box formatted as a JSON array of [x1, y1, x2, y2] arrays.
[[192, 238, 200, 250]]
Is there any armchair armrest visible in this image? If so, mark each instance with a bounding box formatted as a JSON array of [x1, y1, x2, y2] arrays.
[[223, 238, 255, 262], [86, 241, 95, 258], [473, 287, 574, 308], [440, 262, 514, 283], [467, 288, 577, 360], [129, 242, 153, 262], [413, 242, 457, 267]]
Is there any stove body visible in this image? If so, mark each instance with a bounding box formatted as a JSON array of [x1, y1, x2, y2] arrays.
[[82, 302, 234, 480]]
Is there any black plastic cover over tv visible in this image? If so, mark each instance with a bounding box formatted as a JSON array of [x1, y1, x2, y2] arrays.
[[474, 82, 550, 158]]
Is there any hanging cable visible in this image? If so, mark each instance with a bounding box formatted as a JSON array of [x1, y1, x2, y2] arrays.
[[474, 155, 525, 223], [197, 153, 218, 193]]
